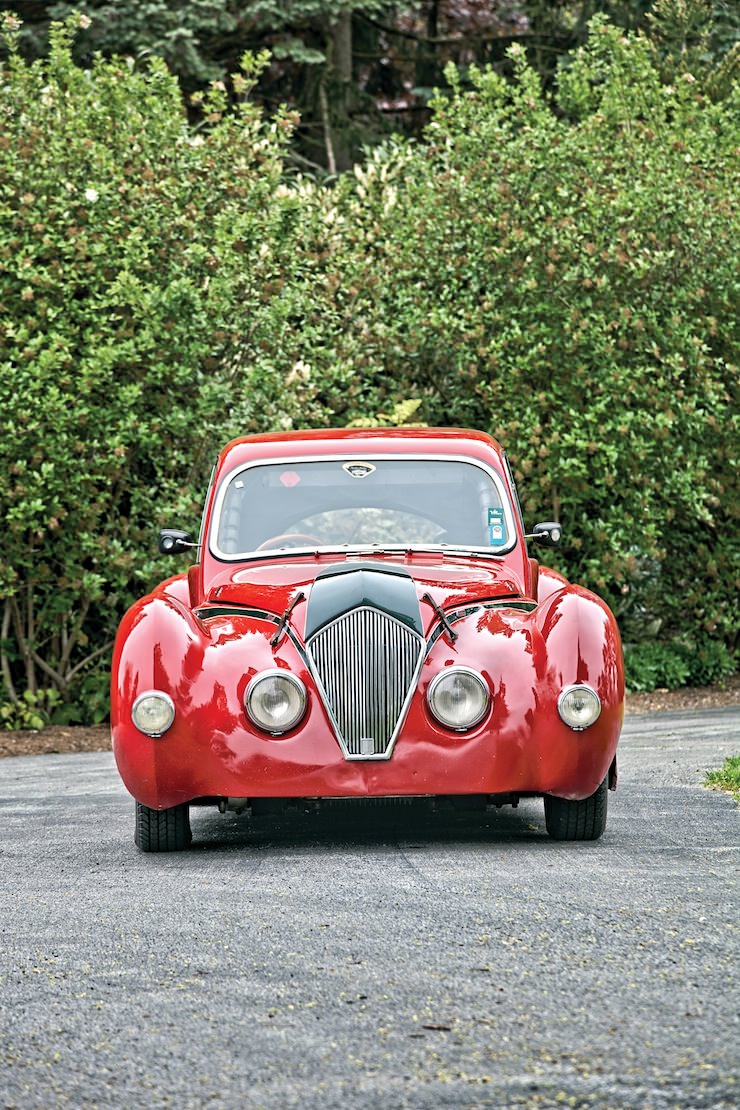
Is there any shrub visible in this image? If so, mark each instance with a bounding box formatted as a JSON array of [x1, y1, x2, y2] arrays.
[[322, 18, 739, 654], [0, 15, 327, 717], [625, 636, 736, 692], [624, 642, 692, 693], [0, 687, 62, 730], [683, 639, 737, 688], [1, 9, 737, 723]]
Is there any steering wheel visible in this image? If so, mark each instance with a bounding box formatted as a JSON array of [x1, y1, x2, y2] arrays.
[[256, 533, 323, 552]]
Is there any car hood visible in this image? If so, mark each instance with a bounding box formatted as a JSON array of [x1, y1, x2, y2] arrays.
[[204, 553, 528, 636]]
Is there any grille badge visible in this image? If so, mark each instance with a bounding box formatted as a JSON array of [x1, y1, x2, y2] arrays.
[[342, 461, 376, 478]]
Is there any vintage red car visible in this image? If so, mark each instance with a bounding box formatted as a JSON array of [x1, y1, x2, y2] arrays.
[[111, 428, 623, 851]]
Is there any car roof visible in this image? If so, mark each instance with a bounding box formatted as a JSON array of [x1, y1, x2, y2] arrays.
[[216, 427, 505, 472]]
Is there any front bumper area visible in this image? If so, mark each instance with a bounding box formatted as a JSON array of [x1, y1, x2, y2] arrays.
[[113, 692, 622, 811]]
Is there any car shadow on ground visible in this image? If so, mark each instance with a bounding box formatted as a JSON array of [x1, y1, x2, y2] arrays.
[[185, 796, 557, 851]]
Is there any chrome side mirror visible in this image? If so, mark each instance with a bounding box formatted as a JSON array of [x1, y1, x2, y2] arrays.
[[158, 528, 197, 555], [527, 521, 562, 548]]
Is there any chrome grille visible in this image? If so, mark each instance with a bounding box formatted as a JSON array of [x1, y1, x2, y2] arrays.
[[307, 607, 425, 760]]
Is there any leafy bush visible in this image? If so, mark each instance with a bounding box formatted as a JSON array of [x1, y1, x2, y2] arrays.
[[322, 17, 739, 654], [625, 637, 736, 692], [683, 639, 737, 688], [0, 14, 328, 718], [0, 687, 62, 730], [624, 642, 690, 692], [0, 8, 737, 723]]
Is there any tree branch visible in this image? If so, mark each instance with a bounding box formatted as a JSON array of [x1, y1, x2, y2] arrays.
[[9, 595, 35, 695], [67, 640, 115, 682], [1, 600, 18, 704], [318, 72, 336, 174], [58, 599, 91, 674], [29, 648, 67, 694], [359, 13, 533, 48], [26, 579, 37, 694]]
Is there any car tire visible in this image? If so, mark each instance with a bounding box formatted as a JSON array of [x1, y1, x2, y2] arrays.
[[544, 777, 608, 841], [135, 801, 192, 852]]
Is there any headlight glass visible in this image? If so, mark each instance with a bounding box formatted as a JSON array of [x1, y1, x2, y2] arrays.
[[246, 671, 306, 733], [132, 691, 175, 737], [558, 685, 601, 730], [427, 667, 489, 731]]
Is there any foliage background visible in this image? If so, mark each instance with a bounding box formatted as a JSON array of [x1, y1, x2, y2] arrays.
[[7, 1, 739, 169], [0, 3, 737, 724]]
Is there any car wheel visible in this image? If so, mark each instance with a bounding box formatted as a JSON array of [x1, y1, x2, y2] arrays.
[[135, 801, 192, 852], [544, 777, 608, 841]]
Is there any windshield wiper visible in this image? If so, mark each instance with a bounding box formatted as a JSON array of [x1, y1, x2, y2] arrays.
[[441, 547, 506, 560], [345, 544, 507, 560], [422, 593, 458, 644], [270, 591, 306, 648]]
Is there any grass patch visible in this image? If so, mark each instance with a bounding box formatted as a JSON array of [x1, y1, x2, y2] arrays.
[[705, 756, 740, 803]]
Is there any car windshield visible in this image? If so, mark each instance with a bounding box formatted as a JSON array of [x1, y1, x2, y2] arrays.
[[212, 456, 516, 558]]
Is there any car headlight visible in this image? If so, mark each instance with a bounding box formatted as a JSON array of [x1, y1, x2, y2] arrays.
[[427, 667, 490, 731], [132, 691, 175, 737], [245, 671, 307, 734], [558, 685, 601, 730]]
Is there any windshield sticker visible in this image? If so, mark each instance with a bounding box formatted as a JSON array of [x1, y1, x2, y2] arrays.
[[488, 507, 507, 546], [280, 471, 301, 488], [343, 462, 376, 479]]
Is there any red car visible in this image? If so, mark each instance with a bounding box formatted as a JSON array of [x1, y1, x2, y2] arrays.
[[112, 428, 623, 851]]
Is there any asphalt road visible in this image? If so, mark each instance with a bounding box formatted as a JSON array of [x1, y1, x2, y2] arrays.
[[1, 708, 738, 1110]]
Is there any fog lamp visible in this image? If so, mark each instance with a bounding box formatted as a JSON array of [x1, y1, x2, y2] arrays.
[[558, 685, 601, 730], [132, 691, 175, 737]]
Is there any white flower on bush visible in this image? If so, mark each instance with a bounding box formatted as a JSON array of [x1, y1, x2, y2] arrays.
[[84, 188, 99, 203], [286, 359, 311, 385]]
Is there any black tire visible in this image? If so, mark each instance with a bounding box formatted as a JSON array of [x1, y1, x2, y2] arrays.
[[544, 777, 608, 841], [135, 801, 191, 852]]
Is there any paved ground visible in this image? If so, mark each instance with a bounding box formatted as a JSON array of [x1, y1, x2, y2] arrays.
[[0, 708, 737, 1109]]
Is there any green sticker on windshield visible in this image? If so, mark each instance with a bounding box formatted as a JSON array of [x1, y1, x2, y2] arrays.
[[488, 507, 507, 546]]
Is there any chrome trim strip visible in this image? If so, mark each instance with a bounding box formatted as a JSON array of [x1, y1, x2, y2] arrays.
[[306, 606, 426, 762], [195, 605, 279, 623], [208, 452, 518, 562], [424, 599, 538, 654], [483, 599, 538, 613]]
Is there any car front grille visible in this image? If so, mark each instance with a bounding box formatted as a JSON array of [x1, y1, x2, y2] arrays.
[[306, 606, 425, 760]]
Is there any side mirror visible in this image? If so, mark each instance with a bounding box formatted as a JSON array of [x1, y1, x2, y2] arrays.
[[158, 528, 196, 555], [528, 521, 562, 548]]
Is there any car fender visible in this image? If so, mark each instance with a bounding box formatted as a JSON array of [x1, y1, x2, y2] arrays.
[[111, 589, 208, 806], [534, 584, 624, 709]]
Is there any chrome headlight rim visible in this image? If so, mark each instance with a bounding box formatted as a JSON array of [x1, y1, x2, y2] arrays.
[[427, 666, 490, 732], [245, 669, 307, 735], [132, 690, 175, 737], [557, 684, 602, 731]]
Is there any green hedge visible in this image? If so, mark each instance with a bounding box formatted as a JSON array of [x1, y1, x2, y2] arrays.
[[0, 17, 325, 721], [1, 11, 737, 723], [316, 25, 739, 653]]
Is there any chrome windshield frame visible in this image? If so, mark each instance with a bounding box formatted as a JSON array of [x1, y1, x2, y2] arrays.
[[208, 452, 519, 562]]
